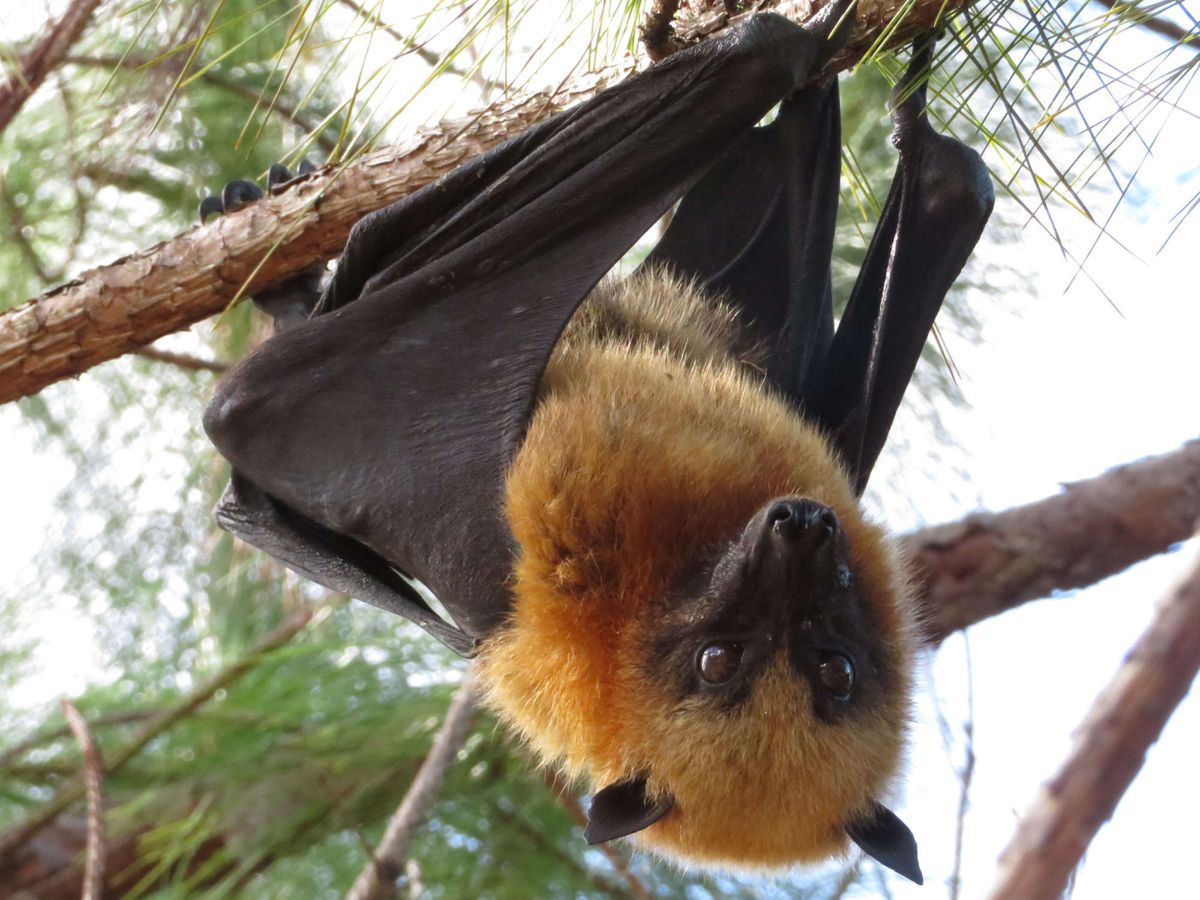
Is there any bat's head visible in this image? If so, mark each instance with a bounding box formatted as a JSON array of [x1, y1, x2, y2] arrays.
[[590, 494, 920, 883], [479, 341, 919, 882]]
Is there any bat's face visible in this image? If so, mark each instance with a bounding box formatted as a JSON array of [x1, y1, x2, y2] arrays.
[[479, 339, 918, 875], [616, 494, 914, 868]]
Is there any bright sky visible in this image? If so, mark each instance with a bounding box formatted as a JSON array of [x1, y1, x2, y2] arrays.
[[2, 2, 1198, 898]]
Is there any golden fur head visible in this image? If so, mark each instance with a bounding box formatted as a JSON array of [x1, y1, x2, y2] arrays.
[[476, 272, 916, 871]]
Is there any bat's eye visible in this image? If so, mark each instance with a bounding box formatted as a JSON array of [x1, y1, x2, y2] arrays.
[[818, 652, 855, 700], [698, 642, 743, 685]]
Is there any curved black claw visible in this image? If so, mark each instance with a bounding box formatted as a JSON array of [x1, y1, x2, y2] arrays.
[[268, 163, 294, 189], [222, 179, 265, 213], [199, 159, 320, 224], [199, 195, 225, 224], [268, 158, 317, 190]]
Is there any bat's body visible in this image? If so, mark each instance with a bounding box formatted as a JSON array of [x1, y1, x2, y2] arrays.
[[201, 5, 992, 883], [484, 269, 913, 865]]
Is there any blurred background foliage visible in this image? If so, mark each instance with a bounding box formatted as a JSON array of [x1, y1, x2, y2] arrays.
[[0, 0, 1195, 896]]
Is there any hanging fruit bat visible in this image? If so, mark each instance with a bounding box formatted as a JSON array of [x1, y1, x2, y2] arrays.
[[200, 4, 992, 885]]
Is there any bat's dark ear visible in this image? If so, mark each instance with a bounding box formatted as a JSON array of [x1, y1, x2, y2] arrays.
[[845, 801, 923, 885], [584, 777, 673, 845]]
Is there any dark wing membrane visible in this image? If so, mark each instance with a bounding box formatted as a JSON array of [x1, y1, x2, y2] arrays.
[[642, 81, 841, 405], [648, 40, 994, 496], [805, 44, 995, 494], [205, 12, 840, 649]]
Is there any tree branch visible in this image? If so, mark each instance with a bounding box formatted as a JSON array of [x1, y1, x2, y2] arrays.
[[64, 55, 340, 153], [986, 538, 1200, 899], [135, 345, 228, 373], [59, 701, 105, 900], [0, 0, 106, 136], [907, 439, 1200, 644], [345, 674, 479, 900], [1092, 0, 1199, 52], [0, 0, 973, 406], [0, 603, 329, 865]]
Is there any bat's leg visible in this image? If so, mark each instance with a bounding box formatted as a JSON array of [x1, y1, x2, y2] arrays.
[[198, 159, 324, 332], [806, 38, 995, 493]]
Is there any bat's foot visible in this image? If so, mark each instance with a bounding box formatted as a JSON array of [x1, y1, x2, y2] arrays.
[[198, 158, 325, 330], [198, 158, 317, 223]]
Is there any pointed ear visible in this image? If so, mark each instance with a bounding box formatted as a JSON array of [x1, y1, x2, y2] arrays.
[[584, 777, 673, 845], [845, 801, 923, 885]]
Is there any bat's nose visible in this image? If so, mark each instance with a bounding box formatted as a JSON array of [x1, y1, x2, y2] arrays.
[[766, 498, 838, 541]]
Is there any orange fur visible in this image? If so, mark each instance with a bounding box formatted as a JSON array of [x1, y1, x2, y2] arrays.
[[475, 269, 915, 869]]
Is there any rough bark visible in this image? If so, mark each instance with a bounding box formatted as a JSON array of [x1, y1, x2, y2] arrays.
[[907, 439, 1200, 644], [986, 540, 1200, 900], [0, 0, 973, 406], [0, 0, 106, 136]]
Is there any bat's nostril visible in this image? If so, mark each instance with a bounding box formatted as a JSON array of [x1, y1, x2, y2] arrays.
[[769, 499, 838, 539], [815, 506, 839, 534], [767, 500, 797, 526]]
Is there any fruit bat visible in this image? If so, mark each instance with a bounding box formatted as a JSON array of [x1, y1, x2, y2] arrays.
[[200, 4, 992, 885]]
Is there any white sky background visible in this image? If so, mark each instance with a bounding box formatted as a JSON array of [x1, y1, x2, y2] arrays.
[[1, 1, 1199, 897]]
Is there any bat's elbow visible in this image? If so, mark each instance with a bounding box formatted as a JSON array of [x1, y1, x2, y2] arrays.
[[922, 140, 996, 228], [203, 377, 255, 465]]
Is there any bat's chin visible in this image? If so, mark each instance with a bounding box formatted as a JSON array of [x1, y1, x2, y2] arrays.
[[622, 659, 909, 871]]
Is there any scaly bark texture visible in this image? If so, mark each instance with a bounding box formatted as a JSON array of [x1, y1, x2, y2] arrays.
[[0, 0, 973, 406], [907, 439, 1200, 644], [0, 0, 106, 135], [985, 541, 1200, 900]]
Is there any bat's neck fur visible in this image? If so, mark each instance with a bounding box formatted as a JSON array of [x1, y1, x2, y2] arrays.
[[477, 268, 914, 868]]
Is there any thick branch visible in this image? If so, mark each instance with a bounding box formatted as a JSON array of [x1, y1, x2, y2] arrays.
[[345, 675, 479, 900], [0, 0, 106, 135], [908, 439, 1200, 644], [0, 0, 972, 406], [986, 540, 1200, 899]]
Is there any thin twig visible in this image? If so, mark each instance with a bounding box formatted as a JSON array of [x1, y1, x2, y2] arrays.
[[987, 538, 1200, 899], [59, 701, 105, 900], [336, 0, 502, 91], [1092, 0, 1199, 52], [0, 603, 329, 864], [948, 639, 976, 900], [0, 0, 106, 135], [63, 55, 340, 153], [0, 710, 154, 772], [0, 181, 58, 285], [345, 674, 478, 900], [135, 345, 229, 374]]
